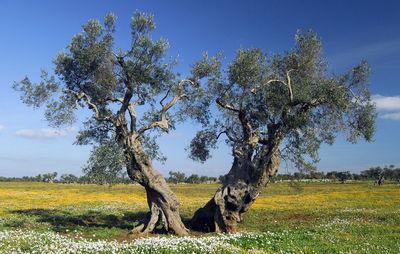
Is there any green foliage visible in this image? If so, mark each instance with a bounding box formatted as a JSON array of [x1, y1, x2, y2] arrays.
[[189, 30, 376, 172], [59, 174, 79, 184], [166, 171, 217, 184], [82, 141, 126, 186], [167, 171, 186, 184], [187, 130, 218, 163]]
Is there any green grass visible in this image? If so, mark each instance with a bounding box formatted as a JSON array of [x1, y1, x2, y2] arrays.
[[0, 181, 399, 253]]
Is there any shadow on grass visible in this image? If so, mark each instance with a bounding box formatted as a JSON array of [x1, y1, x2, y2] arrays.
[[10, 208, 148, 232]]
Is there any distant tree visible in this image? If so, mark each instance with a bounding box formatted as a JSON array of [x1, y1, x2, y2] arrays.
[[293, 172, 307, 180], [167, 171, 186, 184], [59, 174, 79, 184], [208, 177, 218, 182], [273, 174, 293, 181], [186, 174, 201, 184], [77, 175, 91, 184], [361, 166, 382, 180], [34, 174, 43, 182], [327, 171, 339, 181], [352, 173, 362, 181], [42, 172, 58, 183], [310, 172, 325, 179], [337, 171, 352, 183], [82, 141, 126, 186], [374, 172, 385, 186], [200, 176, 209, 183], [13, 12, 209, 236], [188, 30, 376, 233]]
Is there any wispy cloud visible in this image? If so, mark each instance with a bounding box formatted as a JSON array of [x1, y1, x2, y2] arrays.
[[0, 125, 4, 133], [15, 127, 76, 139], [381, 112, 400, 120], [372, 95, 400, 111], [372, 94, 400, 120]]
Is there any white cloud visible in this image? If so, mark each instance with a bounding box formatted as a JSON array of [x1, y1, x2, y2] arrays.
[[372, 95, 400, 111], [372, 95, 400, 121], [381, 112, 400, 120], [15, 127, 76, 139], [0, 125, 4, 133]]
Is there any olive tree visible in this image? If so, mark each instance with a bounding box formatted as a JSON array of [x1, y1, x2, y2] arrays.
[[188, 30, 376, 232], [13, 12, 207, 236]]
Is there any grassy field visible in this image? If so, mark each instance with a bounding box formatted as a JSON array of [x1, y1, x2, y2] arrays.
[[0, 181, 399, 253]]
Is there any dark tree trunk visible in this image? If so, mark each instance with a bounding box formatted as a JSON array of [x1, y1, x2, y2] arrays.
[[125, 140, 189, 236], [374, 174, 384, 186], [190, 145, 281, 233]]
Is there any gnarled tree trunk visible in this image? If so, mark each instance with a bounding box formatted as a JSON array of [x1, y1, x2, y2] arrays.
[[190, 144, 281, 233], [125, 139, 189, 236]]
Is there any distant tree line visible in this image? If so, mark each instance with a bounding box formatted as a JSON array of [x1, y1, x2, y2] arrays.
[[1, 165, 399, 185], [273, 165, 400, 184], [166, 171, 218, 184], [0, 172, 130, 185], [0, 170, 218, 185]]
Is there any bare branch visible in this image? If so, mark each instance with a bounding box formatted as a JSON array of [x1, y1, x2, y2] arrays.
[[286, 69, 295, 103], [178, 78, 195, 87], [160, 89, 171, 108], [337, 85, 360, 101], [216, 98, 240, 112], [161, 94, 188, 121], [265, 70, 295, 103], [61, 89, 113, 122], [105, 96, 124, 104], [217, 130, 239, 143], [160, 79, 194, 107], [266, 79, 287, 86], [137, 93, 188, 137]]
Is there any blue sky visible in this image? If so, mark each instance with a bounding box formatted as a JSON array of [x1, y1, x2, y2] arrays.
[[1, 0, 400, 177]]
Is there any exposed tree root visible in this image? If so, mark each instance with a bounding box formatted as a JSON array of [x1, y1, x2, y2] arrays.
[[129, 201, 188, 237]]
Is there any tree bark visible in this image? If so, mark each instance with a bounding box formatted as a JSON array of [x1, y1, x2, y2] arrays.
[[190, 145, 281, 233], [125, 140, 189, 236]]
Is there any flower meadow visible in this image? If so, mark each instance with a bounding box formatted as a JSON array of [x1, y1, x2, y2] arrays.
[[0, 181, 399, 253]]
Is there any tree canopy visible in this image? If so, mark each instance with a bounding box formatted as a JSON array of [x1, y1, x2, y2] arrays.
[[189, 30, 376, 172], [13, 12, 205, 158]]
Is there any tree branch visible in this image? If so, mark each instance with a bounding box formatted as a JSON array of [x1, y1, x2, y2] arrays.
[[266, 79, 286, 86], [61, 89, 113, 122], [286, 69, 295, 103], [160, 79, 194, 108], [137, 93, 188, 137], [105, 96, 124, 104], [128, 104, 137, 133], [266, 69, 295, 103], [337, 85, 360, 101], [238, 111, 253, 142], [216, 98, 240, 112], [217, 130, 239, 143]]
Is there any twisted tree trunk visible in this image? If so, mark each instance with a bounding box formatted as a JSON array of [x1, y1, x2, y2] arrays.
[[125, 139, 189, 236], [190, 144, 281, 233]]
